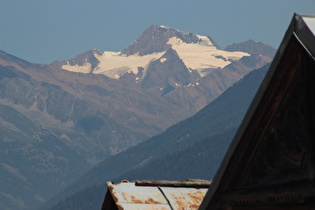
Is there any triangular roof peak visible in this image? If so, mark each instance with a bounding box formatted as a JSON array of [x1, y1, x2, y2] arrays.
[[200, 13, 315, 209]]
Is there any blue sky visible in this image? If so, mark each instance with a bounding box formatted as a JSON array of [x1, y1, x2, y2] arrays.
[[1, 0, 314, 64]]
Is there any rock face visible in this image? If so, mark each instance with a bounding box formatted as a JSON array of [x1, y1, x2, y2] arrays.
[[140, 48, 199, 96], [161, 53, 272, 111], [50, 49, 103, 73], [121, 25, 201, 56]]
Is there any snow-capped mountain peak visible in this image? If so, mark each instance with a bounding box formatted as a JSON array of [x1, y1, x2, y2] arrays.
[[54, 25, 250, 79]]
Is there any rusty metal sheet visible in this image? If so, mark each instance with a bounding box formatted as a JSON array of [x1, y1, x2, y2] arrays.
[[160, 187, 208, 210], [107, 182, 169, 206], [106, 181, 208, 210], [115, 203, 171, 210]]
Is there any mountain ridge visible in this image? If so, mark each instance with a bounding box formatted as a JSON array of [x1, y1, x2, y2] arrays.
[[0, 49, 192, 209], [45, 64, 269, 210], [51, 25, 250, 80], [50, 25, 273, 112], [225, 39, 276, 57], [121, 25, 202, 56], [0, 24, 275, 210]]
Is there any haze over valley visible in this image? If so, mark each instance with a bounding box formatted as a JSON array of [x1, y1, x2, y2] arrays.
[[0, 23, 278, 210]]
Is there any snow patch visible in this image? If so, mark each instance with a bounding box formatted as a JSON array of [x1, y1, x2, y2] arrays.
[[167, 37, 249, 76], [160, 25, 171, 29], [92, 51, 164, 79], [160, 57, 167, 63], [62, 61, 92, 74], [303, 16, 315, 36]]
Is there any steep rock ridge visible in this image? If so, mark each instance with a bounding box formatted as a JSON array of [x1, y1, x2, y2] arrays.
[[51, 49, 102, 74], [207, 35, 221, 49], [121, 25, 202, 56], [140, 48, 200, 96]]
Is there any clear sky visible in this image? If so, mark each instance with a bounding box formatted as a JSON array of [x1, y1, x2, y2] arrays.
[[1, 0, 314, 64]]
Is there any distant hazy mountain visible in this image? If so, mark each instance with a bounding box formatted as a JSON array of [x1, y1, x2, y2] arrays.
[[0, 24, 275, 210], [0, 50, 188, 160], [0, 50, 189, 210], [45, 64, 269, 210], [52, 25, 273, 112], [52, 25, 251, 79], [225, 39, 276, 57]]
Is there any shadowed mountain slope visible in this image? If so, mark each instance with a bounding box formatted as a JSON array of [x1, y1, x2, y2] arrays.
[[44, 64, 269, 210], [0, 50, 190, 210]]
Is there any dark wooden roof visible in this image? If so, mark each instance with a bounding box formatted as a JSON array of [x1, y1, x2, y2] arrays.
[[200, 13, 315, 209]]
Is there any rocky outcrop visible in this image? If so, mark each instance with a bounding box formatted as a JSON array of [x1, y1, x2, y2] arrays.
[[121, 25, 201, 56]]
